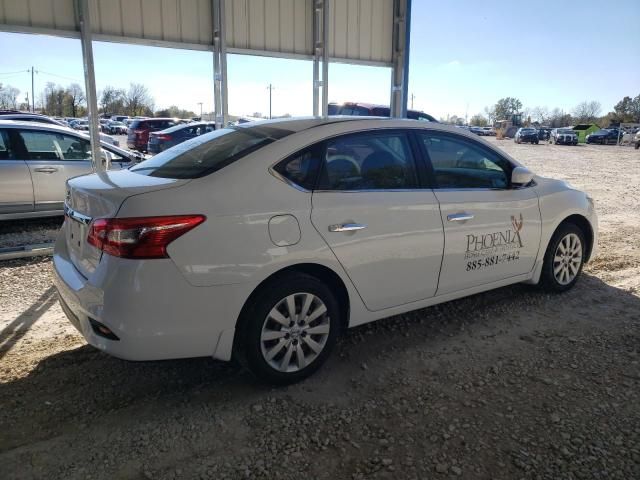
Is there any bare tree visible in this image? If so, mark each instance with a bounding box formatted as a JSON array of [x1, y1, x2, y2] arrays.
[[125, 83, 154, 117], [572, 101, 601, 123], [0, 83, 20, 109], [484, 106, 496, 125], [66, 83, 86, 118], [531, 106, 550, 125]]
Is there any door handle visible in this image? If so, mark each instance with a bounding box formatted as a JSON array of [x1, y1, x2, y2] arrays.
[[34, 167, 58, 173], [447, 213, 474, 222], [328, 223, 367, 232]]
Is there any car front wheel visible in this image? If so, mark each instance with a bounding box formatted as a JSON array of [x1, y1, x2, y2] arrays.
[[539, 223, 586, 292], [238, 273, 341, 384]]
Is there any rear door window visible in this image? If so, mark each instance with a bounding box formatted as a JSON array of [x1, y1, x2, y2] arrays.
[[317, 132, 418, 190], [273, 148, 322, 191], [130, 125, 293, 179]]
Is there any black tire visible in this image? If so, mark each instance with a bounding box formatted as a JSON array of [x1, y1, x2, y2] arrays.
[[236, 272, 341, 385], [538, 222, 586, 293], [635, 142, 639, 150]]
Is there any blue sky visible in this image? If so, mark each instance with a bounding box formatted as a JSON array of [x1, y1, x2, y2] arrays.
[[0, 0, 638, 119]]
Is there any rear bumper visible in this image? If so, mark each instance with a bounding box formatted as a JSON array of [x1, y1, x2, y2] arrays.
[[147, 143, 163, 154], [53, 233, 243, 362]]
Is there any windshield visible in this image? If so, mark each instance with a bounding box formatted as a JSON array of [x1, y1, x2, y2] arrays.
[[521, 129, 536, 133], [559, 129, 574, 134], [129, 124, 294, 179]]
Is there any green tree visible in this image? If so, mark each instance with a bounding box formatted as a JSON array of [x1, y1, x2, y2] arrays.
[[155, 105, 196, 118], [469, 114, 488, 126], [99, 85, 126, 115], [494, 97, 522, 120]]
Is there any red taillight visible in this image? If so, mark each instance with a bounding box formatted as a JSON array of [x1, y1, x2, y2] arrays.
[[156, 134, 172, 141], [87, 215, 206, 259]]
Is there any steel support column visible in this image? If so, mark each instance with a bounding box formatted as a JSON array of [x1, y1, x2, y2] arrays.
[[312, 0, 329, 117], [390, 0, 411, 118], [212, 0, 228, 129], [76, 0, 102, 171]]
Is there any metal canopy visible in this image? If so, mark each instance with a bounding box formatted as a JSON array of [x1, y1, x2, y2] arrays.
[[0, 0, 411, 170]]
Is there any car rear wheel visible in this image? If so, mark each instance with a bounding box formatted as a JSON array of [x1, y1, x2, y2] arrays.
[[539, 223, 586, 292], [238, 273, 340, 384]]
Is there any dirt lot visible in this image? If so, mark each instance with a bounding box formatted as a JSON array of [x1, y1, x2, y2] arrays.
[[1, 140, 638, 480]]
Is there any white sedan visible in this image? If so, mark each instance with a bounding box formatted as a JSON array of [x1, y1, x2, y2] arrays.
[[54, 118, 598, 384]]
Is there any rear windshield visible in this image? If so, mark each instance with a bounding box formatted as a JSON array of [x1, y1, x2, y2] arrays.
[[129, 124, 294, 179]]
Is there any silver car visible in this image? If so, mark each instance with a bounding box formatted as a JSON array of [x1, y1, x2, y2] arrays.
[[0, 120, 141, 220]]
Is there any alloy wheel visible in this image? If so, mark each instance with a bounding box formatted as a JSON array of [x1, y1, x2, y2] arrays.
[[553, 233, 583, 285], [260, 293, 330, 373]]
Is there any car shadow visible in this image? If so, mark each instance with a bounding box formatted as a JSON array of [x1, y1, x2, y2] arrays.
[[0, 272, 638, 452], [0, 285, 58, 361]]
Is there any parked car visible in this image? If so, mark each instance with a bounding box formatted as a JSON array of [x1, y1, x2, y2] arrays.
[[469, 126, 484, 135], [482, 126, 495, 136], [110, 115, 130, 123], [127, 118, 179, 152], [0, 111, 66, 126], [327, 103, 340, 115], [514, 128, 539, 144], [0, 120, 142, 220], [73, 119, 89, 131], [537, 128, 551, 141], [586, 129, 620, 145], [336, 102, 438, 122], [549, 128, 578, 145], [107, 120, 128, 135], [634, 130, 640, 150], [99, 119, 111, 132], [147, 122, 215, 154], [54, 117, 597, 384]]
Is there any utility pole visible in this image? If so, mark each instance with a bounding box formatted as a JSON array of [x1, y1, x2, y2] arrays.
[[410, 93, 415, 110], [267, 83, 275, 119], [197, 102, 203, 119], [30, 66, 35, 112]]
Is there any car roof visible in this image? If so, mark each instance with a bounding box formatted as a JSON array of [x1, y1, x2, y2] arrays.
[[231, 116, 418, 133], [0, 119, 135, 156], [233, 116, 509, 146]]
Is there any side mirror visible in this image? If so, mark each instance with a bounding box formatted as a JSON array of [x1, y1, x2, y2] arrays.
[[511, 166, 534, 186]]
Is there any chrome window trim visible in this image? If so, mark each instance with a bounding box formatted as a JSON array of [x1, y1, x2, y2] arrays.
[[268, 167, 311, 193], [64, 203, 93, 225]]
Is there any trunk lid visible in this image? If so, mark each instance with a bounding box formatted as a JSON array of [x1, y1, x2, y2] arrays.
[[64, 169, 190, 278]]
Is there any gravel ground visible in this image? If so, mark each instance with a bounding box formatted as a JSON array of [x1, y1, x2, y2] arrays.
[[0, 139, 638, 480]]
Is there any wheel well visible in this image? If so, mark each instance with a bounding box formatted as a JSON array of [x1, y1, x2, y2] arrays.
[[233, 263, 351, 353], [559, 214, 594, 261]]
